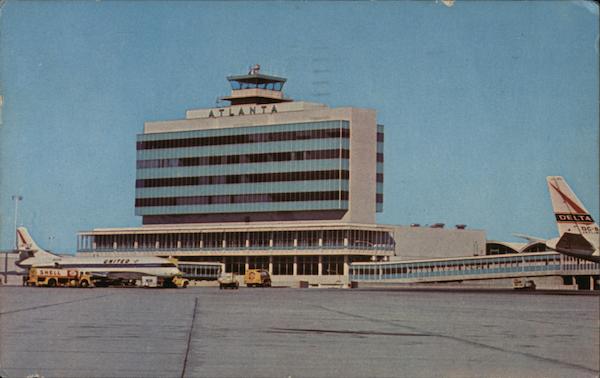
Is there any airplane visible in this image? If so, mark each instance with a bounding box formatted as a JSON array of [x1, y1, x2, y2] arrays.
[[15, 227, 184, 285], [516, 176, 599, 263]]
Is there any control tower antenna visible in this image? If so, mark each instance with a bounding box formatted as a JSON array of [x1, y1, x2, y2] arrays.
[[249, 64, 260, 75]]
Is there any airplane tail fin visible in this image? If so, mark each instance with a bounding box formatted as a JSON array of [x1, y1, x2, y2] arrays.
[[546, 176, 598, 251], [16, 227, 58, 258]]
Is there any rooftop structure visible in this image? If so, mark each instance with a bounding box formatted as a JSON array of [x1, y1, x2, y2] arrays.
[[221, 64, 292, 105]]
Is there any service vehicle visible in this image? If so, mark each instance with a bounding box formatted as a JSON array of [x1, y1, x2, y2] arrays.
[[27, 267, 93, 288], [171, 274, 189, 288], [218, 273, 239, 289], [142, 276, 158, 288], [512, 278, 536, 290], [244, 269, 271, 287]]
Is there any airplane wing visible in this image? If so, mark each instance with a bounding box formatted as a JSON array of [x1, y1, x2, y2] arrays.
[[93, 271, 146, 281], [89, 271, 109, 279]]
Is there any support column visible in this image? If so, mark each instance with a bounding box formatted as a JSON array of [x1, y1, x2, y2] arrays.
[[318, 255, 323, 276], [293, 256, 298, 276], [268, 256, 273, 275], [3, 253, 7, 284], [343, 255, 349, 278], [590, 276, 595, 291], [245, 256, 249, 272]]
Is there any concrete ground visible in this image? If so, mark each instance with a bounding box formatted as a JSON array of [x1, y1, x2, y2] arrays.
[[0, 286, 598, 378]]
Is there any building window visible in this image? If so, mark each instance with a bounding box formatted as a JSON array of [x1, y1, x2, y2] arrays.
[[137, 127, 349, 150], [248, 232, 271, 248], [272, 256, 294, 275], [137, 148, 350, 169], [224, 256, 245, 274], [248, 256, 269, 270], [203, 232, 224, 249], [297, 230, 321, 248], [273, 231, 295, 248], [226, 232, 246, 249], [135, 191, 349, 208], [297, 256, 318, 275], [322, 255, 344, 275], [136, 170, 349, 189]]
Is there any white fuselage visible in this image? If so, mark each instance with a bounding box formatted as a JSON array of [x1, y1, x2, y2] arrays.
[[18, 255, 181, 278]]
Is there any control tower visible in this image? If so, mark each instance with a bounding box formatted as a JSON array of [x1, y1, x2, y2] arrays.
[[220, 64, 293, 105]]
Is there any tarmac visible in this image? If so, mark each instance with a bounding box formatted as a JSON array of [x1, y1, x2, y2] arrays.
[[0, 285, 598, 378]]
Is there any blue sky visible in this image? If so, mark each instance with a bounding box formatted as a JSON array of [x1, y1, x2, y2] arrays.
[[1, 1, 598, 253]]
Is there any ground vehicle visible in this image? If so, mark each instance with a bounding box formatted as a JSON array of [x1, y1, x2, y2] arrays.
[[244, 269, 271, 287], [138, 275, 188, 288], [141, 276, 158, 288], [513, 278, 536, 290], [27, 267, 93, 288], [171, 275, 189, 288], [218, 273, 239, 289]]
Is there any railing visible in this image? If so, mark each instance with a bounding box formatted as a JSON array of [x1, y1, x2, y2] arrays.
[[77, 244, 395, 253]]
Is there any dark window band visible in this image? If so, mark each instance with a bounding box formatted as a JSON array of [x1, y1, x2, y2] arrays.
[[377, 173, 384, 183], [136, 170, 349, 189], [137, 149, 350, 169], [136, 191, 349, 208], [376, 153, 384, 163], [137, 128, 350, 150], [376, 193, 383, 203], [377, 132, 384, 142], [141, 210, 348, 224]]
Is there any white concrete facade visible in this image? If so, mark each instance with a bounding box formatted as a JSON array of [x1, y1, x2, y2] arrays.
[[392, 226, 487, 260]]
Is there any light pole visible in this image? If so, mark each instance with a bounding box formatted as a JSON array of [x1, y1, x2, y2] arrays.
[[6, 195, 22, 284], [12, 195, 23, 249]]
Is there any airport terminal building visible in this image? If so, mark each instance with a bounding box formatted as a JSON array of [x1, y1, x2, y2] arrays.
[[76, 67, 485, 285]]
